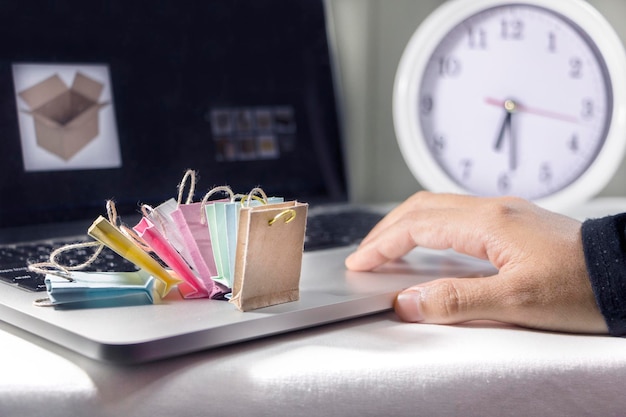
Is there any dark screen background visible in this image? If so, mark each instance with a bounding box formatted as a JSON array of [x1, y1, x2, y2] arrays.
[[0, 0, 346, 228]]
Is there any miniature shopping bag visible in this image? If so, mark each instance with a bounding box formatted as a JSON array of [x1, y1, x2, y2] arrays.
[[167, 174, 229, 295], [230, 200, 308, 311], [133, 215, 213, 299], [29, 240, 156, 310], [205, 189, 284, 289], [203, 186, 238, 289], [88, 215, 181, 298], [146, 170, 201, 271], [146, 197, 189, 259], [41, 270, 155, 309]]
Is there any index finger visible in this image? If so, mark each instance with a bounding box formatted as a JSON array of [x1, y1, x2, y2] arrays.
[[345, 204, 491, 271], [358, 192, 486, 247]]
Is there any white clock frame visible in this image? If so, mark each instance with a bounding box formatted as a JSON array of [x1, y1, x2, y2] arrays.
[[393, 0, 626, 211]]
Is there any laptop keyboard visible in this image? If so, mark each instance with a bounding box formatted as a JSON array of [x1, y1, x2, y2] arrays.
[[0, 210, 383, 292], [0, 241, 139, 292], [304, 209, 383, 251]]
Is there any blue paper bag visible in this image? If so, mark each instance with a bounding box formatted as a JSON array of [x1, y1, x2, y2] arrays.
[[44, 270, 155, 309]]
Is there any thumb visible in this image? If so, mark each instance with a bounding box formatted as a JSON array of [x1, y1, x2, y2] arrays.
[[394, 276, 503, 325]]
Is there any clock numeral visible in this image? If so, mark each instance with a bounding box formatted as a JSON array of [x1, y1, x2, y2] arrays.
[[430, 134, 446, 154], [497, 173, 510, 194], [501, 19, 524, 40], [460, 159, 472, 180], [539, 163, 552, 184], [568, 134, 579, 152], [548, 32, 557, 53], [468, 27, 487, 49], [420, 95, 433, 115], [437, 56, 461, 77], [581, 99, 594, 120], [569, 57, 583, 78]]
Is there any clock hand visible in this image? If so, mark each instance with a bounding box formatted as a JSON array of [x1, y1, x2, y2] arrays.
[[493, 110, 511, 151], [509, 109, 517, 171], [493, 99, 517, 171], [485, 97, 579, 124]]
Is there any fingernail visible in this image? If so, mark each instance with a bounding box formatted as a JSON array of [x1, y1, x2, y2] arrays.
[[395, 289, 425, 322]]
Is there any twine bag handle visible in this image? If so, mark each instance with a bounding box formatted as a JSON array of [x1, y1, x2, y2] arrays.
[[28, 200, 149, 280], [177, 169, 197, 205]]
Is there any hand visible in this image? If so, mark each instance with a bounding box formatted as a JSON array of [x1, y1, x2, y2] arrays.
[[345, 192, 608, 334]]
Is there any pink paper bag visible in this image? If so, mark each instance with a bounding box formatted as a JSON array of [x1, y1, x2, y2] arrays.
[[133, 217, 217, 299], [170, 201, 226, 290]]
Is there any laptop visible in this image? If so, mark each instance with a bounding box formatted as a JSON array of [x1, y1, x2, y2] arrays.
[[0, 0, 495, 363]]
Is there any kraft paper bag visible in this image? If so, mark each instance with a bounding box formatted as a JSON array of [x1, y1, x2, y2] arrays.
[[229, 201, 308, 311], [206, 196, 285, 290]]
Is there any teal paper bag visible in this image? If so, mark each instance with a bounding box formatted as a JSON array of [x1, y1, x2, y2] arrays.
[[44, 270, 155, 309], [206, 196, 285, 289], [205, 201, 233, 288]]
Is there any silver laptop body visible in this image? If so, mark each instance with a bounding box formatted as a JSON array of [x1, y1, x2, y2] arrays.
[[0, 0, 495, 363]]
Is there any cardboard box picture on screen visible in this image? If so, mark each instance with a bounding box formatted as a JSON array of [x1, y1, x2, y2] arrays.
[[18, 72, 108, 161]]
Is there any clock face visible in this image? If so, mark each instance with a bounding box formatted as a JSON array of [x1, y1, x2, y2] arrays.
[[418, 4, 611, 200], [394, 0, 626, 210]]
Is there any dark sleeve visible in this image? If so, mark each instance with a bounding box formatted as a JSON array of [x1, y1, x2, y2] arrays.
[[581, 213, 626, 336]]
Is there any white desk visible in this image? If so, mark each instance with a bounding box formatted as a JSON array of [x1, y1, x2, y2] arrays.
[[1, 310, 625, 417], [3, 198, 626, 417]]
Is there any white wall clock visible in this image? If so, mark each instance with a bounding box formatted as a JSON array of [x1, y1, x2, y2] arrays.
[[393, 0, 626, 211]]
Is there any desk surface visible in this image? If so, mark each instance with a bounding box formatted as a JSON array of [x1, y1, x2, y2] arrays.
[[1, 310, 625, 417], [3, 198, 626, 417]]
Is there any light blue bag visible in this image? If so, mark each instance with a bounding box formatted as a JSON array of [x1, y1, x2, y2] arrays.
[[43, 270, 155, 309]]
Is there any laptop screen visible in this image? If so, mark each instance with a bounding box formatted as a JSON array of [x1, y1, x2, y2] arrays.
[[0, 0, 346, 229]]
